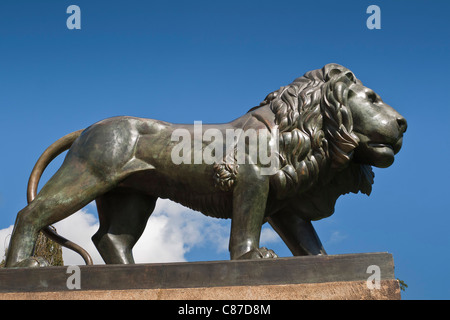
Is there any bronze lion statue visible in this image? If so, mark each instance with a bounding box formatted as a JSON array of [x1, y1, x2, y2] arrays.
[[5, 63, 407, 267]]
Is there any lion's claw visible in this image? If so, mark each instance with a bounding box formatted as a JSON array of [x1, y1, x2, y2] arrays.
[[11, 257, 50, 268], [238, 247, 278, 260], [259, 247, 278, 258]]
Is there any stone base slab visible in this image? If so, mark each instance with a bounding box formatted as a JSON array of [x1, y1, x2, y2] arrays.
[[0, 280, 400, 300], [0, 252, 400, 300]]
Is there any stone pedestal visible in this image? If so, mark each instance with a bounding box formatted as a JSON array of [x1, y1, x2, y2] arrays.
[[0, 252, 400, 300]]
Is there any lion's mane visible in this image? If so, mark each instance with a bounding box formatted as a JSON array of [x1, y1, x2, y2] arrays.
[[214, 64, 365, 199]]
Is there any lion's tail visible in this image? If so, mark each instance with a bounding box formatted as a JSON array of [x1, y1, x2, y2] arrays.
[[27, 129, 93, 265]]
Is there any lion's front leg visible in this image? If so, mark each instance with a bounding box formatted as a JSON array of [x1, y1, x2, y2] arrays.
[[229, 165, 276, 260], [268, 209, 327, 256]]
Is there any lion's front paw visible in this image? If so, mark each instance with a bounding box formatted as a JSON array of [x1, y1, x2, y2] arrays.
[[237, 247, 278, 260], [10, 257, 50, 268]]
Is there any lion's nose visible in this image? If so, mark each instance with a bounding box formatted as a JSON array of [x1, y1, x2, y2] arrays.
[[397, 117, 407, 134]]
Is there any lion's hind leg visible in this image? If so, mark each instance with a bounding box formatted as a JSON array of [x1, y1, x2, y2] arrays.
[[5, 158, 117, 268], [93, 189, 157, 264]]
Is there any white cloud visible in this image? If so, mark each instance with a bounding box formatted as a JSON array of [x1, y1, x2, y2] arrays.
[[260, 226, 280, 245], [134, 199, 231, 263], [0, 225, 13, 263], [325, 231, 348, 246]]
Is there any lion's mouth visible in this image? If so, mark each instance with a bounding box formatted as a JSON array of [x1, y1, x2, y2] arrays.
[[368, 143, 394, 150], [369, 138, 402, 154]]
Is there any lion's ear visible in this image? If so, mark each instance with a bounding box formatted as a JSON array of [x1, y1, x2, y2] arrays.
[[329, 68, 342, 79], [323, 63, 348, 81]]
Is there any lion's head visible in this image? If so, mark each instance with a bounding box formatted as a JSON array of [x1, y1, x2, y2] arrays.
[[346, 77, 407, 168], [256, 63, 407, 198]]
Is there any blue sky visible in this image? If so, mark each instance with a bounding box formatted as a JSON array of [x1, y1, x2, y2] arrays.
[[0, 0, 449, 299]]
